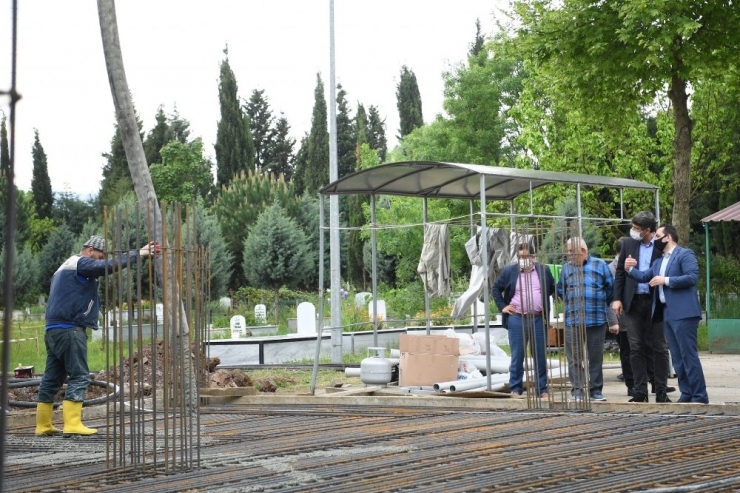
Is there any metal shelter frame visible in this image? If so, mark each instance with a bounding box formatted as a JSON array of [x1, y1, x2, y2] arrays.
[[702, 201, 740, 352], [310, 161, 659, 393]]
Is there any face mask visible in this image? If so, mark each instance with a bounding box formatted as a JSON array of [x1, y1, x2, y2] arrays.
[[654, 238, 667, 252], [630, 229, 643, 241], [519, 258, 531, 269]]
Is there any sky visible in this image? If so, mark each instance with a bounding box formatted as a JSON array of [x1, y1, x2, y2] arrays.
[[1, 0, 506, 197]]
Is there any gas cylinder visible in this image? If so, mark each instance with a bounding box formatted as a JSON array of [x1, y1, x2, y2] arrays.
[[360, 347, 393, 386]]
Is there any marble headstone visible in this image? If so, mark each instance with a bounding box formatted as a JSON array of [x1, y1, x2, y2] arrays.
[[230, 315, 246, 339], [368, 300, 386, 321], [254, 304, 267, 325], [297, 302, 316, 335], [219, 297, 232, 309], [156, 303, 164, 322], [355, 292, 372, 309], [470, 299, 485, 325]]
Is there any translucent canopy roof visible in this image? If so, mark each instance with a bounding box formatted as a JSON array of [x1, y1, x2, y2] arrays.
[[320, 161, 658, 201]]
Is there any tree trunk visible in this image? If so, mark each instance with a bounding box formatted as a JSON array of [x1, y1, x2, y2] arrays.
[[97, 0, 196, 411], [667, 66, 693, 245]]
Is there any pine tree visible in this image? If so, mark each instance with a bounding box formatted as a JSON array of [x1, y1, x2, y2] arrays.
[[169, 104, 191, 143], [143, 105, 175, 166], [303, 73, 330, 195], [242, 201, 313, 323], [215, 48, 254, 187], [0, 115, 9, 176], [367, 105, 388, 163], [336, 84, 355, 179], [31, 129, 53, 220], [267, 115, 295, 179], [245, 89, 276, 171], [396, 65, 424, 138]]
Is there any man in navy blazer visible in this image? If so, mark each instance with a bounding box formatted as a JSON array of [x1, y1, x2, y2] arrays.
[[493, 243, 556, 400], [625, 224, 708, 404]]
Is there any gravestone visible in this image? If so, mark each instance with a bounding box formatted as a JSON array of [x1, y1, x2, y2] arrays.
[[355, 292, 372, 309], [156, 303, 164, 322], [254, 304, 267, 325], [219, 297, 232, 309], [297, 302, 316, 335], [470, 299, 485, 325], [37, 295, 46, 306], [230, 315, 246, 339], [368, 300, 386, 321]]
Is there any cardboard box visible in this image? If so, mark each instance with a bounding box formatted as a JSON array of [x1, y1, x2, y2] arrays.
[[399, 334, 459, 356], [398, 334, 460, 386], [399, 353, 459, 387]]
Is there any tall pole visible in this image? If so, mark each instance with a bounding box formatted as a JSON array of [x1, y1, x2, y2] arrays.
[[328, 0, 342, 363]]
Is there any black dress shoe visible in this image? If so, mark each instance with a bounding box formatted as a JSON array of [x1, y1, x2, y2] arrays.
[[651, 385, 677, 394], [629, 392, 649, 403], [656, 391, 671, 403], [617, 373, 625, 382]]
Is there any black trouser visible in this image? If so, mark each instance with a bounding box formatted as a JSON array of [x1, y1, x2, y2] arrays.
[[624, 296, 669, 394], [617, 331, 633, 388]]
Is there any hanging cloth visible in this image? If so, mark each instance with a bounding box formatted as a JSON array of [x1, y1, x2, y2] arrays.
[[416, 223, 450, 298], [450, 227, 510, 320]]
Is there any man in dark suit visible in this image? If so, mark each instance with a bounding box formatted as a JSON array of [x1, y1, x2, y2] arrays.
[[612, 211, 671, 403], [492, 243, 556, 399], [625, 224, 708, 404]]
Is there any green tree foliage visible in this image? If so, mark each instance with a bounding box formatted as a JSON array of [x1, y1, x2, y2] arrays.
[[242, 201, 313, 323], [245, 89, 276, 171], [396, 65, 424, 138], [0, 244, 38, 308], [31, 129, 53, 220], [291, 134, 309, 195], [53, 189, 97, 237], [512, 0, 740, 242], [99, 115, 143, 210], [347, 144, 378, 288], [192, 202, 232, 299], [441, 34, 524, 165], [213, 170, 299, 289], [469, 18, 485, 58], [169, 104, 191, 144], [143, 105, 175, 166], [36, 225, 75, 295], [336, 84, 356, 178], [215, 48, 255, 186], [298, 73, 330, 195], [367, 106, 388, 163], [150, 139, 214, 204], [265, 114, 295, 180]]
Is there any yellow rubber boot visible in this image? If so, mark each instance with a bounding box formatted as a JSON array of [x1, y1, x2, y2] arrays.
[[62, 400, 97, 436], [35, 402, 62, 436]]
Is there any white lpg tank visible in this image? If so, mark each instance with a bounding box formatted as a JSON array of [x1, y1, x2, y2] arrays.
[[360, 347, 393, 386]]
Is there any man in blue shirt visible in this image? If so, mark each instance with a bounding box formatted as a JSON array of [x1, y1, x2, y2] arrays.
[[558, 237, 613, 402], [35, 235, 158, 437]]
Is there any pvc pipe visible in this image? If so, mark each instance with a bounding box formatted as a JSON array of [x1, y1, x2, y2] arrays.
[[449, 381, 506, 393], [434, 373, 508, 391], [345, 368, 361, 377], [460, 355, 562, 371]]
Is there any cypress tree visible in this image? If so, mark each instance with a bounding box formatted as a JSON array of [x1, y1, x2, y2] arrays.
[[245, 89, 276, 171], [303, 73, 330, 195], [292, 134, 309, 195], [215, 48, 254, 187], [396, 65, 424, 138], [143, 105, 175, 166], [31, 129, 54, 220], [336, 84, 355, 179], [469, 18, 485, 58], [99, 109, 143, 209], [367, 105, 388, 163], [267, 115, 295, 180], [355, 103, 369, 154]]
